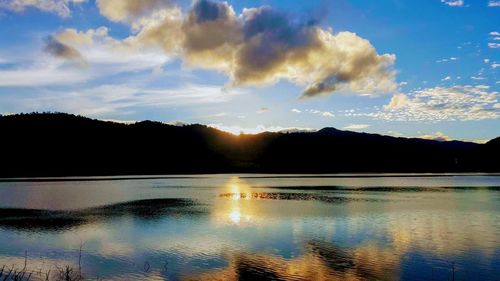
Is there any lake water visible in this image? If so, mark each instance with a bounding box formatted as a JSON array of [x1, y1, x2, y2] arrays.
[[0, 174, 499, 280]]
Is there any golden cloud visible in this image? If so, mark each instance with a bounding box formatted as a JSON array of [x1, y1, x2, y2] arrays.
[[93, 0, 398, 97]]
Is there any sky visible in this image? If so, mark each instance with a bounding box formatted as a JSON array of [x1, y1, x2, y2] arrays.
[[0, 0, 498, 142]]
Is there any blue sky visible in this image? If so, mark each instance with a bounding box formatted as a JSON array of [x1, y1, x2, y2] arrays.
[[0, 0, 498, 141]]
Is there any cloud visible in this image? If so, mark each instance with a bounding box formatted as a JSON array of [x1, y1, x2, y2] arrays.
[[441, 76, 452, 81], [441, 0, 464, 7], [385, 94, 409, 109], [96, 0, 174, 24], [55, 26, 108, 45], [488, 43, 500, 48], [344, 124, 370, 130], [0, 63, 89, 87], [257, 107, 270, 114], [291, 109, 302, 113], [44, 36, 87, 66], [488, 1, 500, 7], [0, 25, 174, 89], [373, 85, 500, 122], [471, 76, 486, 80], [0, 0, 85, 17], [44, 26, 171, 75], [94, 0, 396, 98], [0, 83, 244, 117], [436, 57, 459, 63], [305, 109, 335, 117], [418, 132, 451, 142]]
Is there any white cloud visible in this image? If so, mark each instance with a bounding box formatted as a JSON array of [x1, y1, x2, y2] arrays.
[[52, 26, 171, 74], [418, 131, 451, 142], [305, 109, 335, 118], [370, 85, 500, 122], [436, 57, 459, 63], [384, 94, 409, 109], [488, 43, 500, 49], [343, 124, 370, 130], [441, 76, 452, 81], [291, 109, 302, 113], [0, 84, 245, 117], [0, 61, 90, 87], [488, 1, 500, 7], [471, 76, 486, 80], [0, 0, 86, 17], [0, 27, 172, 88], [441, 0, 464, 7]]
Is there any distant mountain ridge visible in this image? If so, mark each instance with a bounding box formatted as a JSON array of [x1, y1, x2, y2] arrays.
[[0, 113, 498, 177]]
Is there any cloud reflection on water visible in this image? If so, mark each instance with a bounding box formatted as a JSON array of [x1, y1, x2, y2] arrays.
[[0, 176, 498, 280]]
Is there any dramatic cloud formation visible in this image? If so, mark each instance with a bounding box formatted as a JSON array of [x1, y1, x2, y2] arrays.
[[0, 0, 85, 17], [91, 0, 398, 98], [373, 85, 500, 122]]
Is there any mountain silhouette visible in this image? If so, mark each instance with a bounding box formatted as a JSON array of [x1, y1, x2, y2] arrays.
[[0, 112, 498, 177]]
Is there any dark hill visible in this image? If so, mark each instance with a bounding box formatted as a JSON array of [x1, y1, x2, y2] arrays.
[[0, 112, 497, 177]]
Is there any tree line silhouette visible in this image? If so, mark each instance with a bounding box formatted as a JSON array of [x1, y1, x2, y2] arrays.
[[0, 113, 498, 177]]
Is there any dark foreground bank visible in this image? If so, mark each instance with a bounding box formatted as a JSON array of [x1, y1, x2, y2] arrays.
[[0, 112, 498, 177]]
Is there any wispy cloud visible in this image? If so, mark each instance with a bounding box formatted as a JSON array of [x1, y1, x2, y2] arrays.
[[305, 109, 335, 118], [0, 26, 171, 88], [344, 124, 370, 130], [0, 84, 245, 117], [441, 0, 464, 7], [0, 62, 90, 87], [0, 0, 86, 17], [436, 57, 459, 63], [488, 1, 500, 7]]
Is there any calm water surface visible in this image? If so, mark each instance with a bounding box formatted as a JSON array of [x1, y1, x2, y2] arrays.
[[0, 174, 499, 280]]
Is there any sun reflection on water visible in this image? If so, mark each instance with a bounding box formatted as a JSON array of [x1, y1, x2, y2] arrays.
[[214, 177, 259, 225]]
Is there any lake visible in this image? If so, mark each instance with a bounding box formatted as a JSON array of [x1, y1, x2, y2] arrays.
[[0, 174, 499, 280]]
